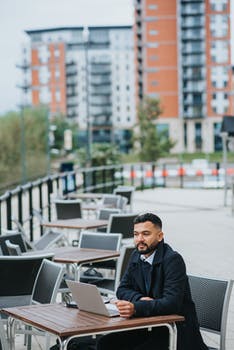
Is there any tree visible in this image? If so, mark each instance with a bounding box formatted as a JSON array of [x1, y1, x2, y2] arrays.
[[76, 143, 121, 167], [133, 97, 175, 161]]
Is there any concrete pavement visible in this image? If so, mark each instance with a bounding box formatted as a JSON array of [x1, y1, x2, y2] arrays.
[[13, 187, 234, 349]]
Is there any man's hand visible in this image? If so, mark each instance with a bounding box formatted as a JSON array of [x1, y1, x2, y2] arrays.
[[115, 300, 135, 318], [140, 297, 153, 301]]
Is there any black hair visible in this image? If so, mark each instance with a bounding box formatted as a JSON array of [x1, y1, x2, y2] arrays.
[[133, 213, 162, 229]]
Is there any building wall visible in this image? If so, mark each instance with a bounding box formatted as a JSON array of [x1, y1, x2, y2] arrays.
[[134, 0, 232, 153], [26, 26, 136, 149]]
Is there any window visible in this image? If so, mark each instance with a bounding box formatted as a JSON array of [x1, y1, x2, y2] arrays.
[[195, 122, 202, 151]]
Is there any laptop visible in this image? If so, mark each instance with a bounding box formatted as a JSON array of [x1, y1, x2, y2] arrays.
[[66, 280, 120, 317]]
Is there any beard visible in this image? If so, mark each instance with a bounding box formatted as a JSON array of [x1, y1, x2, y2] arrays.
[[136, 241, 159, 255]]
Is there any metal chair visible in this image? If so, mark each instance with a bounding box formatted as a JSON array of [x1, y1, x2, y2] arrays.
[[96, 208, 121, 232], [106, 213, 138, 243], [113, 186, 135, 211], [32, 209, 67, 250], [16, 259, 65, 349], [5, 240, 22, 256], [0, 233, 27, 255], [0, 253, 55, 349], [95, 245, 135, 296], [101, 194, 122, 209], [188, 274, 234, 350], [78, 231, 122, 283], [53, 199, 83, 219]]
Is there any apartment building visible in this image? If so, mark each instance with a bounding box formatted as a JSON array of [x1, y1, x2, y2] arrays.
[[25, 26, 136, 151], [134, 0, 233, 153]]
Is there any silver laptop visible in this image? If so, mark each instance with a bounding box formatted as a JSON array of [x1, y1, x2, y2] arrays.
[[66, 280, 119, 317]]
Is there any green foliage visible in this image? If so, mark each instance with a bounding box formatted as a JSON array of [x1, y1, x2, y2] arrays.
[[133, 97, 175, 162], [51, 115, 77, 150], [76, 143, 121, 167]]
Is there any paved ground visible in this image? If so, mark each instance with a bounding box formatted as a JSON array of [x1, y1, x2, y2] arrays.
[[12, 187, 234, 349]]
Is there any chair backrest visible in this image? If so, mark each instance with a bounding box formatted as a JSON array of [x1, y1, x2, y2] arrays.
[[79, 231, 122, 251], [34, 230, 65, 250], [101, 195, 122, 209], [113, 245, 135, 291], [113, 186, 135, 207], [54, 199, 82, 219], [5, 240, 22, 256], [0, 233, 27, 255], [98, 208, 121, 220], [107, 213, 138, 239], [31, 259, 65, 305], [0, 253, 54, 297], [188, 274, 233, 350]]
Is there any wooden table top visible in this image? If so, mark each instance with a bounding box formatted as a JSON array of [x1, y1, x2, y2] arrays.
[[41, 218, 108, 230], [52, 247, 120, 264], [1, 303, 185, 338]]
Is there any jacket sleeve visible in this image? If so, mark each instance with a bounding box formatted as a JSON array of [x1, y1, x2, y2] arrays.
[[134, 253, 187, 317], [116, 261, 145, 302]]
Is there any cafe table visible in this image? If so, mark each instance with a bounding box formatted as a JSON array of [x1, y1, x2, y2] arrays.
[[51, 246, 120, 281], [1, 303, 184, 350]]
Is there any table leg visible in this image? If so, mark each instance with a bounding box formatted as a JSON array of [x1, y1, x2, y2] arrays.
[[8, 317, 16, 350]]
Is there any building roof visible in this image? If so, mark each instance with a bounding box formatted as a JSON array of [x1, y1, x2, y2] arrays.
[[25, 25, 132, 35]]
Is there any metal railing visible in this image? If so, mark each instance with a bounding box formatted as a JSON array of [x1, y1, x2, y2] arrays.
[[0, 161, 231, 241]]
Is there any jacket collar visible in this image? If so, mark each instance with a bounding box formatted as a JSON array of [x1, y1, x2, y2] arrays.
[[131, 239, 165, 266]]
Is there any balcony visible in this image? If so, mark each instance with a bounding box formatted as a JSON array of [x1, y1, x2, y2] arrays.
[[90, 86, 112, 95]]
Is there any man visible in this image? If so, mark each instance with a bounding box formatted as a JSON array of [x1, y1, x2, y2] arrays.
[[97, 212, 208, 350]]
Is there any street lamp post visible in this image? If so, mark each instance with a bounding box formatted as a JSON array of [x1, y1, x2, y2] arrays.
[[221, 131, 228, 206], [83, 26, 92, 167]]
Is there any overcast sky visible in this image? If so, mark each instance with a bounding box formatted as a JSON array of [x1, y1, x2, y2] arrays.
[[0, 0, 233, 115]]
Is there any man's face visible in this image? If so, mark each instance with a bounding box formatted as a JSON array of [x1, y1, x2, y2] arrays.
[[133, 221, 163, 257]]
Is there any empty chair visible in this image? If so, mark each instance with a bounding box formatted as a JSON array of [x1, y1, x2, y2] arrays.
[[188, 275, 234, 350], [54, 199, 82, 219], [101, 194, 122, 209], [113, 186, 135, 211], [0, 233, 27, 255], [107, 213, 138, 243], [78, 232, 122, 283], [5, 240, 22, 256], [95, 245, 135, 296], [15, 259, 65, 349], [0, 253, 55, 349], [32, 209, 67, 250], [97, 208, 121, 233], [98, 208, 121, 221]]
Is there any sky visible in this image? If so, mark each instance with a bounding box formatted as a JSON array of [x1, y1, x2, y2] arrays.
[[0, 0, 134, 114], [0, 0, 233, 115]]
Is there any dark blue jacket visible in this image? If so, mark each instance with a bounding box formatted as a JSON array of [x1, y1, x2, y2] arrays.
[[116, 240, 208, 350]]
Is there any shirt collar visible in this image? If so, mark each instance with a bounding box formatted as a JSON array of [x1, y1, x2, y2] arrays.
[[140, 250, 156, 265]]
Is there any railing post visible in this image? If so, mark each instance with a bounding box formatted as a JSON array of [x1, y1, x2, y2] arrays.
[[111, 166, 115, 192], [39, 182, 43, 236], [17, 187, 23, 226], [140, 164, 144, 191], [28, 184, 33, 241], [6, 192, 12, 230], [47, 177, 53, 221], [151, 163, 156, 188]]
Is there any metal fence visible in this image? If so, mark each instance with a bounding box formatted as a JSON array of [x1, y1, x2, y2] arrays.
[[0, 161, 231, 241]]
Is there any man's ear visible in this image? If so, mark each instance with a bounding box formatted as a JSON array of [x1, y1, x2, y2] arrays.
[[158, 231, 164, 242]]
